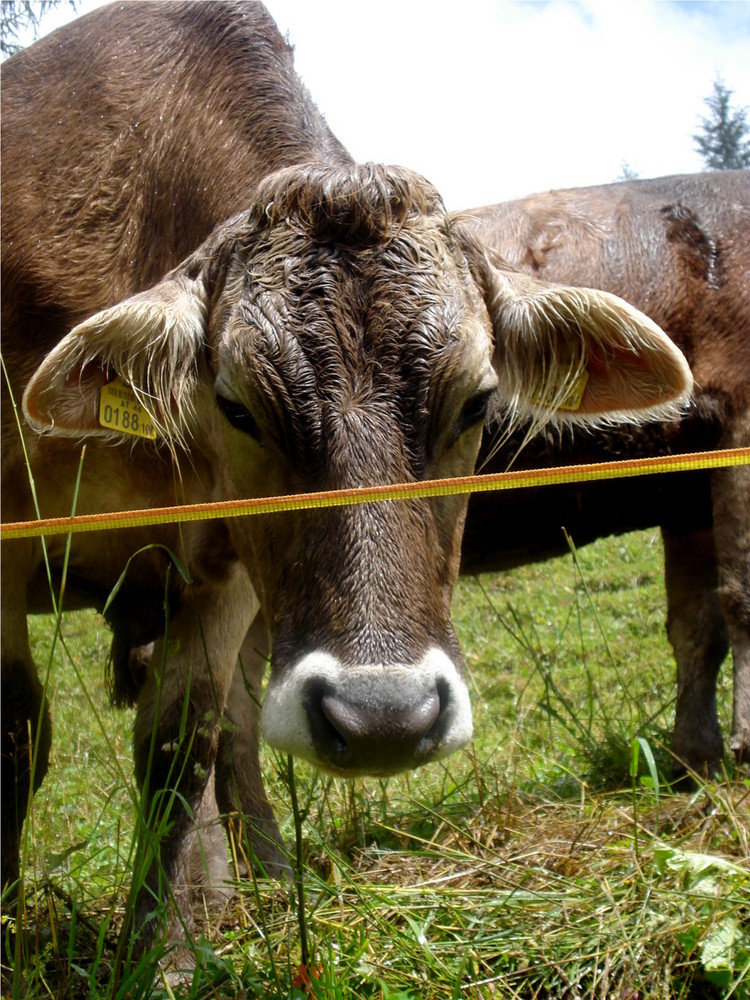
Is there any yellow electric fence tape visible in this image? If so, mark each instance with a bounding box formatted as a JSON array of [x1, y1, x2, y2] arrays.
[[2, 448, 748, 541]]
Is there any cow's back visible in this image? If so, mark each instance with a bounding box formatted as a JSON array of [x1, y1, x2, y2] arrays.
[[466, 172, 750, 402], [0, 0, 349, 399]]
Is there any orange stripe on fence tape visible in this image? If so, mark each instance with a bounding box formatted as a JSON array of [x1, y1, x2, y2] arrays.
[[2, 447, 748, 540]]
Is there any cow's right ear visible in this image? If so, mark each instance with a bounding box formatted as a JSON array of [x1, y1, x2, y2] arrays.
[[23, 272, 208, 444]]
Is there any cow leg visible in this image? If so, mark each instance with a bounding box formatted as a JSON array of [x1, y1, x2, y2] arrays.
[[711, 430, 750, 767], [1, 542, 52, 901], [215, 612, 289, 879], [662, 526, 729, 777], [124, 563, 256, 960]]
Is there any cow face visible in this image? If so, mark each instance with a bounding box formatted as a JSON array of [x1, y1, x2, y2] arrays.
[[22, 163, 692, 776]]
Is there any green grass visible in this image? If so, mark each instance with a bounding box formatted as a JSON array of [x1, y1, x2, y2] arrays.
[[3, 529, 749, 998]]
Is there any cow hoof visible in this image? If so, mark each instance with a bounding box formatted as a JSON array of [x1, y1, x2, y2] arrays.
[[670, 754, 723, 788]]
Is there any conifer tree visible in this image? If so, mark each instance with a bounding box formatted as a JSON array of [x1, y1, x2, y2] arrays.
[[693, 78, 750, 170], [1, 1, 76, 58]]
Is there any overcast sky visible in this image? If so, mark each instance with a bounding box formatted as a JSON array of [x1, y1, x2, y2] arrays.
[[13, 0, 750, 209]]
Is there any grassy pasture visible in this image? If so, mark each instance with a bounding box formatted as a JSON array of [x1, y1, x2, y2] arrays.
[[3, 528, 749, 998]]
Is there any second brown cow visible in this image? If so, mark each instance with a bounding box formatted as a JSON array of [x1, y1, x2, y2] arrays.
[[462, 170, 750, 777]]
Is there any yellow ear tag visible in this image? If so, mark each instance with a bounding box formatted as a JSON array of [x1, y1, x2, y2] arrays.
[[99, 377, 157, 439], [531, 370, 589, 412]]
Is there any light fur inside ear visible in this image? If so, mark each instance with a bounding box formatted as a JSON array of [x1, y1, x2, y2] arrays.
[[486, 266, 693, 436], [23, 274, 207, 448]]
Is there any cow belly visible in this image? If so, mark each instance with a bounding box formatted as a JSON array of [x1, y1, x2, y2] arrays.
[[460, 471, 714, 574]]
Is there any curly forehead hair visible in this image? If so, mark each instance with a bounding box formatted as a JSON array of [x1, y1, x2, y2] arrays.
[[247, 162, 447, 248]]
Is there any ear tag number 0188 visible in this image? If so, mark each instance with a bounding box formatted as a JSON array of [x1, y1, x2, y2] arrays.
[[99, 377, 157, 439]]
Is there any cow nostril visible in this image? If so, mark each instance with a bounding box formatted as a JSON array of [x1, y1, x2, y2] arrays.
[[303, 684, 349, 754], [320, 695, 365, 749]]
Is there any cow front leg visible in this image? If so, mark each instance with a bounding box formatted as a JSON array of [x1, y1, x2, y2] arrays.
[[1, 543, 52, 903], [1, 657, 51, 901], [662, 526, 729, 778], [215, 612, 289, 879], [712, 448, 750, 768], [123, 563, 256, 961]]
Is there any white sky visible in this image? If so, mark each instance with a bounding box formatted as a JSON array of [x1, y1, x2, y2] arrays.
[[12, 0, 750, 209]]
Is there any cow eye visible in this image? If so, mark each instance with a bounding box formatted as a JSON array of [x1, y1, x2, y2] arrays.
[[459, 389, 493, 433], [216, 394, 262, 442]]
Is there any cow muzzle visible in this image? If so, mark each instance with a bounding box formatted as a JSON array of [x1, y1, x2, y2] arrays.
[[260, 649, 473, 774]]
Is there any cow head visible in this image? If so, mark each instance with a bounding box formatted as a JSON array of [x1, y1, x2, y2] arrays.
[[23, 163, 691, 776]]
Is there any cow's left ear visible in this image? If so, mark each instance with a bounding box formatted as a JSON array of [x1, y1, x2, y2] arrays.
[[23, 270, 209, 444], [469, 242, 692, 425]]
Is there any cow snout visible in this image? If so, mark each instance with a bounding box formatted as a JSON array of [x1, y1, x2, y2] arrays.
[[309, 683, 442, 772], [261, 649, 473, 775]]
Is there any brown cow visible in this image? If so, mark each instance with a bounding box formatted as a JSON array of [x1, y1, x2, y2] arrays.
[[461, 171, 750, 777], [1, 2, 691, 961]]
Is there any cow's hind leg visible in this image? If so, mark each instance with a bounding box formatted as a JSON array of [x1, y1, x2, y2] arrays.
[[122, 564, 255, 963], [215, 612, 289, 880], [663, 526, 728, 778]]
